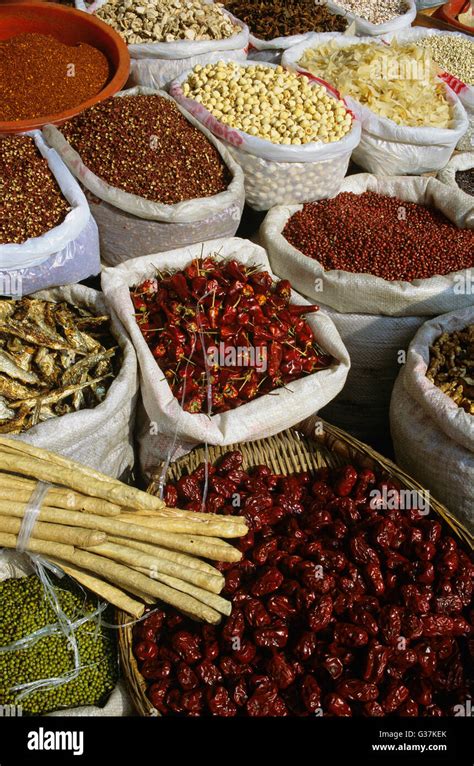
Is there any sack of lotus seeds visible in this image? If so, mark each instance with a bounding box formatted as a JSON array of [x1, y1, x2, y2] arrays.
[[0, 552, 124, 716]]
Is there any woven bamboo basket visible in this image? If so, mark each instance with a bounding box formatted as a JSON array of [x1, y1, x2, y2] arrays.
[[118, 417, 473, 717]]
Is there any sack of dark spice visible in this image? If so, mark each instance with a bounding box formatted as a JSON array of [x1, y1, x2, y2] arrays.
[[77, 0, 249, 90], [438, 152, 474, 198], [4, 286, 138, 479], [283, 33, 470, 176], [391, 307, 474, 532], [42, 88, 245, 266], [101, 237, 350, 477], [222, 0, 348, 65], [0, 132, 100, 293], [260, 174, 474, 449]]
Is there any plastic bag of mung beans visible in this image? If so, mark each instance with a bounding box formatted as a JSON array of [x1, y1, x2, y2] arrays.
[[76, 0, 249, 90], [101, 237, 350, 478], [260, 173, 474, 448], [170, 61, 362, 211], [282, 33, 469, 175], [8, 285, 138, 480], [390, 307, 474, 533], [0, 552, 132, 716], [43, 88, 245, 266], [0, 132, 98, 277], [383, 28, 474, 152]]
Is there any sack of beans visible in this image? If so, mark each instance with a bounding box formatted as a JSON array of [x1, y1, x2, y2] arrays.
[[326, 0, 417, 36], [384, 28, 474, 152], [169, 61, 361, 211], [222, 0, 349, 65], [1, 286, 138, 479], [101, 237, 350, 477], [390, 308, 474, 532], [0, 133, 100, 295], [76, 0, 249, 90], [42, 88, 245, 267], [282, 34, 469, 175], [438, 153, 474, 197], [260, 173, 474, 448]]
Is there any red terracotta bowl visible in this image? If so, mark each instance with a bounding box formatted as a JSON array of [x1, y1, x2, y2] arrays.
[[435, 0, 474, 34], [0, 1, 130, 133]]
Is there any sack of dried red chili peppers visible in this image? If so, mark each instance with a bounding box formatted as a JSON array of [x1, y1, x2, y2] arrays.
[[0, 132, 100, 294], [101, 238, 350, 476], [42, 88, 245, 266], [260, 174, 474, 449], [77, 0, 249, 90], [391, 307, 474, 533]]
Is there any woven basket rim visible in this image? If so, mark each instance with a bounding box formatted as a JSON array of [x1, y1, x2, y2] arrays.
[[118, 418, 472, 717]]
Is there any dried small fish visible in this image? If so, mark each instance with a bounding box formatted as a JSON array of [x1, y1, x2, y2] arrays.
[[0, 349, 41, 385], [0, 298, 120, 433]]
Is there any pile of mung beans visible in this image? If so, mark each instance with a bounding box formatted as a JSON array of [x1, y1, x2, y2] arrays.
[[180, 63, 353, 144], [59, 95, 231, 204], [282, 192, 474, 282], [0, 136, 70, 245]]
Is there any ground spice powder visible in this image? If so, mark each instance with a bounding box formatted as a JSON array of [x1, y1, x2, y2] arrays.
[[60, 95, 232, 204], [0, 136, 70, 244], [282, 191, 474, 282], [0, 33, 110, 122]]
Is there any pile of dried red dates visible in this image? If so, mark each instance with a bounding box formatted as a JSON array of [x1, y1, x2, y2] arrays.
[[133, 451, 473, 717]]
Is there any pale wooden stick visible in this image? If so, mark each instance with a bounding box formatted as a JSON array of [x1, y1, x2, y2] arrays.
[[0, 516, 105, 548], [49, 558, 145, 618], [0, 501, 242, 562], [0, 483, 121, 517], [107, 536, 221, 577], [0, 532, 221, 624], [133, 567, 231, 616], [88, 541, 223, 594], [117, 513, 247, 538]]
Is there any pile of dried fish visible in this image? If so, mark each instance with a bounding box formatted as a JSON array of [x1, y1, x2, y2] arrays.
[[0, 298, 119, 434]]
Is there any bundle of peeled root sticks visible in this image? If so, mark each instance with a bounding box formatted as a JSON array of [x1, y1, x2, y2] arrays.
[[0, 437, 247, 623]]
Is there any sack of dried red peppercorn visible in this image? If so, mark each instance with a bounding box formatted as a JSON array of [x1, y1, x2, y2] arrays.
[[390, 307, 474, 532], [170, 61, 362, 210], [101, 237, 350, 477], [0, 132, 100, 293], [12, 285, 138, 480], [260, 173, 474, 448], [42, 88, 245, 267], [283, 33, 469, 175], [76, 0, 249, 90]]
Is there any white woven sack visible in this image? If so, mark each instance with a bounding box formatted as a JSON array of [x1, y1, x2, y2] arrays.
[[327, 0, 417, 36], [260, 173, 474, 442], [0, 552, 133, 717], [390, 307, 474, 532], [43, 87, 245, 265], [0, 132, 93, 272], [260, 173, 474, 318], [383, 27, 474, 152], [169, 60, 361, 210], [438, 152, 474, 191], [8, 285, 138, 479], [76, 0, 249, 89], [282, 33, 469, 175], [101, 237, 350, 477]]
